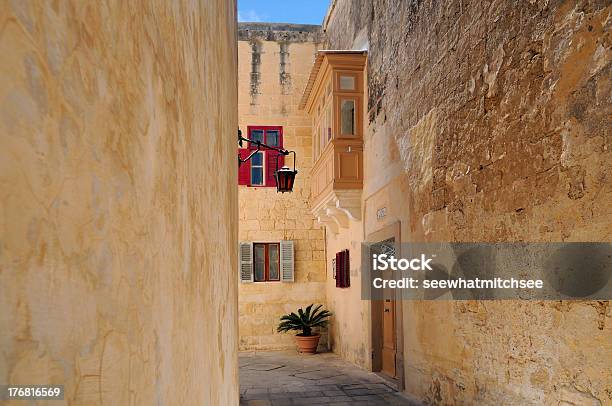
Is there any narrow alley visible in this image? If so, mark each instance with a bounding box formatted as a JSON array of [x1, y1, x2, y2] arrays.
[[1, 0, 609, 404], [240, 351, 420, 406]]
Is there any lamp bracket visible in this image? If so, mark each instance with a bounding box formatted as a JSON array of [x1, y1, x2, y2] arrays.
[[238, 130, 296, 172]]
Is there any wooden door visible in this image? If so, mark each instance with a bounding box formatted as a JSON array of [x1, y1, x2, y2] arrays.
[[381, 298, 396, 377], [371, 237, 397, 378]]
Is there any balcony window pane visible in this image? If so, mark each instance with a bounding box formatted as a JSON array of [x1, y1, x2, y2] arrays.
[[340, 75, 355, 90], [341, 99, 355, 135]]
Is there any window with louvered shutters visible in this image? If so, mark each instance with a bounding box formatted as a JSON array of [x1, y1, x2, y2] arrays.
[[335, 249, 350, 288], [280, 240, 294, 282], [240, 126, 283, 188], [239, 242, 253, 283]]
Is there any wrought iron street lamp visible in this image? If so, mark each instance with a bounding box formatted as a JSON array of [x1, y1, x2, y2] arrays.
[[274, 159, 297, 194], [238, 129, 298, 193]]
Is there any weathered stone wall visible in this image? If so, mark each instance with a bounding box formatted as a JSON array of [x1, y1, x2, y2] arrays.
[[0, 1, 238, 404], [238, 24, 328, 350], [324, 0, 611, 404]]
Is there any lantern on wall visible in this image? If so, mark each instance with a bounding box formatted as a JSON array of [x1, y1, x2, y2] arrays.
[[274, 166, 297, 193], [273, 150, 297, 193]]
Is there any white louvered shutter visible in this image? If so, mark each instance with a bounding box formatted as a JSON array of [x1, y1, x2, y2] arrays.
[[280, 240, 294, 282], [239, 242, 253, 283]]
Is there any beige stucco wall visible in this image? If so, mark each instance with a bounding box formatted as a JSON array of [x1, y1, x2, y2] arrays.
[[324, 222, 369, 367], [322, 0, 611, 404], [0, 1, 239, 404], [237, 25, 328, 350]]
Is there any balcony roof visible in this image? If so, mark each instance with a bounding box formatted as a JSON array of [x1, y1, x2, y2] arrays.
[[298, 50, 367, 111]]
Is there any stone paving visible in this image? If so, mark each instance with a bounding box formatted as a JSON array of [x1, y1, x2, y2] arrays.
[[239, 351, 422, 405]]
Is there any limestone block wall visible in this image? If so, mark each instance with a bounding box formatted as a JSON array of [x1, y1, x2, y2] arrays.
[[0, 1, 238, 404], [237, 24, 328, 350], [323, 0, 611, 404]]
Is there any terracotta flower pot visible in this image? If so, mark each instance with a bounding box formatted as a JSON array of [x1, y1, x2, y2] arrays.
[[294, 334, 321, 354]]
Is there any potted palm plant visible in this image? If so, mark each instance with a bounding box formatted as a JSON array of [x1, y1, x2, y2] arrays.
[[277, 304, 332, 354]]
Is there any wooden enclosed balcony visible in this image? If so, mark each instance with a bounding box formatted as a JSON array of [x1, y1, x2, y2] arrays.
[[300, 51, 366, 234]]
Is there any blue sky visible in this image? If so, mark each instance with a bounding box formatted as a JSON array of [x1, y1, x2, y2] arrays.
[[238, 0, 330, 25]]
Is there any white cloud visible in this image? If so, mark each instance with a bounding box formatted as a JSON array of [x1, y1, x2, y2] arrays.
[[238, 9, 265, 22]]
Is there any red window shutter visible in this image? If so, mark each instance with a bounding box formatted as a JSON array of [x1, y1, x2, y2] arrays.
[[335, 250, 350, 288], [265, 151, 285, 187], [335, 252, 341, 288], [238, 149, 251, 185], [278, 153, 285, 170], [343, 250, 350, 288]]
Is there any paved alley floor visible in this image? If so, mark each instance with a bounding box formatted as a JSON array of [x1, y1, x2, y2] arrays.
[[239, 351, 421, 405]]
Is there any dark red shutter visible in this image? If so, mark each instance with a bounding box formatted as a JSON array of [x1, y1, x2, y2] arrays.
[[335, 250, 350, 288], [335, 252, 341, 288], [343, 250, 350, 288], [265, 151, 285, 187], [265, 150, 275, 187], [278, 153, 285, 170], [275, 128, 285, 188], [238, 149, 251, 185]]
